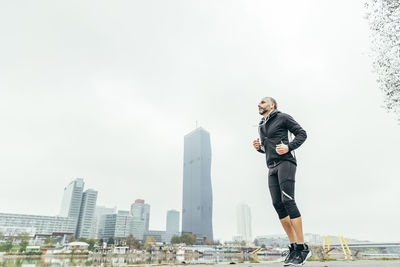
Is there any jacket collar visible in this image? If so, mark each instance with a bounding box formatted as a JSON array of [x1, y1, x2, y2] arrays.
[[261, 109, 279, 122]]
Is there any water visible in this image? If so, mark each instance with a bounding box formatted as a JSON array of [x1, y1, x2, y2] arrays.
[[0, 255, 282, 267]]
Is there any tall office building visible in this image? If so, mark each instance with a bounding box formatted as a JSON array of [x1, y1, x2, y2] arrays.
[[59, 178, 84, 220], [76, 189, 98, 238], [91, 206, 116, 239], [236, 202, 252, 242], [99, 210, 134, 239], [114, 210, 131, 238], [166, 209, 180, 234], [99, 213, 117, 240], [182, 127, 213, 241], [130, 199, 150, 232]]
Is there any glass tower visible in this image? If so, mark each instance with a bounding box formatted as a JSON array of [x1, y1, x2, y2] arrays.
[[76, 189, 98, 238], [182, 127, 213, 241], [130, 199, 150, 232], [166, 209, 180, 234], [236, 202, 252, 242]]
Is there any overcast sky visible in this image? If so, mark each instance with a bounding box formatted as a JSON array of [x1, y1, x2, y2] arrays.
[[1, 0, 399, 243]]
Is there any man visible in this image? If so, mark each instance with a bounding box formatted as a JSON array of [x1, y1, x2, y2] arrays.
[[253, 97, 311, 266]]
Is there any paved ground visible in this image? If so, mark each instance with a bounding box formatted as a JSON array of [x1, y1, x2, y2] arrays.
[[187, 261, 400, 267]]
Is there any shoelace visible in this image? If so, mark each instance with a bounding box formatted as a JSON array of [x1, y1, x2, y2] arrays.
[[281, 250, 290, 257]]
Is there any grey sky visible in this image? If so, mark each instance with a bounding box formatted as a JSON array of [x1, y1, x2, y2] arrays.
[[1, 1, 399, 243]]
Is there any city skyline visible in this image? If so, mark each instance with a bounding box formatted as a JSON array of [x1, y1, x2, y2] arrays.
[[1, 0, 400, 243]]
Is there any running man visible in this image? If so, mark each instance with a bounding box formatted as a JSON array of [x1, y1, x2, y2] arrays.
[[253, 97, 312, 266]]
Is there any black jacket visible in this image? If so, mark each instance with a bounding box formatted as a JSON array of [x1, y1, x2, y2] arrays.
[[257, 110, 307, 168]]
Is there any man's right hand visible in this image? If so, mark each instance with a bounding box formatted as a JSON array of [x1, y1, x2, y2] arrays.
[[253, 138, 261, 150]]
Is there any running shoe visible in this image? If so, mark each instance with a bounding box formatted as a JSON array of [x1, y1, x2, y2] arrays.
[[282, 244, 296, 266], [290, 244, 312, 266]]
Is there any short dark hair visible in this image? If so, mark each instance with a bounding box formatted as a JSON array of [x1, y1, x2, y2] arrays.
[[263, 97, 278, 109]]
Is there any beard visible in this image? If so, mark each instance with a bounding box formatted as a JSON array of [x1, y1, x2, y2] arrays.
[[259, 108, 268, 115]]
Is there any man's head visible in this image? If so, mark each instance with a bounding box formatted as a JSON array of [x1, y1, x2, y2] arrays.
[[258, 97, 277, 116]]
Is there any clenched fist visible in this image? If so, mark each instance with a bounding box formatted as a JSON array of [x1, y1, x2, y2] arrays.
[[253, 138, 261, 150], [276, 143, 289, 155]]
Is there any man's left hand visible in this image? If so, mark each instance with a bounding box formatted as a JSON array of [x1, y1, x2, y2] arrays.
[[276, 144, 289, 155]]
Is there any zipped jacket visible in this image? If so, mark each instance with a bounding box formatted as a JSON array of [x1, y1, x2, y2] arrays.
[[257, 109, 307, 168]]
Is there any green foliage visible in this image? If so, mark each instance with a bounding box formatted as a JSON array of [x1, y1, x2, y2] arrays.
[[17, 232, 30, 242], [69, 236, 76, 242], [0, 241, 13, 252], [126, 235, 140, 249], [19, 241, 29, 252], [170, 233, 196, 245], [87, 239, 97, 251], [44, 236, 55, 246], [24, 251, 43, 256], [180, 233, 195, 245], [145, 236, 156, 250], [171, 235, 181, 244]]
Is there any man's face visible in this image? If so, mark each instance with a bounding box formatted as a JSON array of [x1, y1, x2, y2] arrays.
[[258, 98, 274, 115]]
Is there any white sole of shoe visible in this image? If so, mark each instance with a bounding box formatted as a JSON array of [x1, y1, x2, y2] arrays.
[[301, 251, 312, 265], [289, 250, 312, 266]]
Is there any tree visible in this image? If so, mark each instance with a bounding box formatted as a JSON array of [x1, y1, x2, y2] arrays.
[[254, 239, 259, 246], [126, 235, 140, 249], [0, 241, 13, 252], [204, 237, 212, 245], [365, 0, 400, 121], [240, 240, 246, 247], [87, 239, 97, 251], [17, 232, 30, 242], [44, 236, 55, 247], [180, 233, 195, 245], [17, 232, 30, 252], [69, 236, 76, 243], [170, 235, 181, 244], [144, 236, 156, 250], [19, 241, 29, 253]]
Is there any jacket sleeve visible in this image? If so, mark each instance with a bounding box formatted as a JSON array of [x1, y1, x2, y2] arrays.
[[284, 114, 307, 151], [257, 126, 266, 154]]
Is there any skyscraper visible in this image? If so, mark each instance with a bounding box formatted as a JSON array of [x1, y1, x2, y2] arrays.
[[76, 189, 98, 238], [236, 202, 252, 242], [166, 209, 180, 234], [114, 210, 131, 238], [129, 217, 145, 241], [182, 127, 213, 241], [130, 199, 150, 232], [98, 210, 135, 239], [59, 178, 84, 221], [91, 206, 116, 239]]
